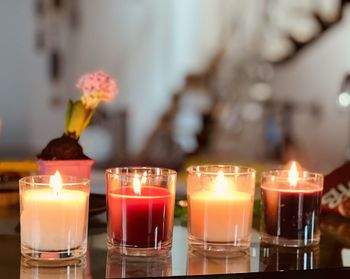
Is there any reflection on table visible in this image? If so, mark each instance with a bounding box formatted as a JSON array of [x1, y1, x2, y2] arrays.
[[259, 243, 320, 271], [105, 249, 172, 278], [1, 201, 349, 278], [186, 248, 250, 276], [20, 256, 88, 279]]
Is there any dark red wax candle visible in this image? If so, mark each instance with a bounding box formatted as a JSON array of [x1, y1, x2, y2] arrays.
[[261, 182, 322, 240], [108, 186, 174, 248]]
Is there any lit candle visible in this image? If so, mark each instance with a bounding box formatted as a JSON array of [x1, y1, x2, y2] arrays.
[[187, 165, 255, 252], [260, 162, 323, 247], [20, 172, 89, 260], [106, 167, 176, 256]]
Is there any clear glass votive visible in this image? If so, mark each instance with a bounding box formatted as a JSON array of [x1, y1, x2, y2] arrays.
[[106, 167, 176, 256], [19, 174, 90, 261], [187, 165, 256, 254], [260, 169, 323, 247]]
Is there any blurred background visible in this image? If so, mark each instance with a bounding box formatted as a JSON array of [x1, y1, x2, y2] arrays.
[[1, 0, 350, 174]]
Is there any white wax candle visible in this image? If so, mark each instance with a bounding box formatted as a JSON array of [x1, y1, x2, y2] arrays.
[[20, 189, 88, 251], [189, 191, 253, 242]]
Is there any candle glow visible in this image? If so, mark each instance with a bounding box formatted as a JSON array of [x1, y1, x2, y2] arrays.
[[214, 170, 229, 195], [132, 171, 148, 195], [49, 171, 62, 195], [288, 161, 299, 187], [133, 175, 141, 195]]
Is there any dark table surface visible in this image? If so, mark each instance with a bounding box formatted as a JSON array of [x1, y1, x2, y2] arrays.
[[1, 194, 350, 278]]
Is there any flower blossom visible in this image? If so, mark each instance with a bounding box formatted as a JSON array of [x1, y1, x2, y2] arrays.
[[76, 70, 118, 109]]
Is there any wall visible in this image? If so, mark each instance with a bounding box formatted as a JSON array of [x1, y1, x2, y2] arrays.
[[0, 0, 73, 157], [271, 6, 350, 173], [0, 0, 36, 156], [0, 0, 235, 159]]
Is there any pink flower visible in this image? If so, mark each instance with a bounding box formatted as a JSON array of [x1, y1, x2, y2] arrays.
[[76, 70, 118, 101], [76, 70, 118, 109]]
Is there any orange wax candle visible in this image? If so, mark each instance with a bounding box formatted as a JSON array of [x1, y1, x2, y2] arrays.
[[189, 190, 253, 242], [187, 165, 255, 251]]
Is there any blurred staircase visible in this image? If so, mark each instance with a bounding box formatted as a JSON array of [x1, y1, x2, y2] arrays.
[[263, 0, 350, 63], [140, 0, 350, 167]]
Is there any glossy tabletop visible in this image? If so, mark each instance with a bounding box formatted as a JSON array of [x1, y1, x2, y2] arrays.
[[1, 195, 350, 278]]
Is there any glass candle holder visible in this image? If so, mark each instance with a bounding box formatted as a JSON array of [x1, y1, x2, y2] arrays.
[[187, 165, 256, 254], [106, 167, 176, 256], [19, 174, 90, 261], [260, 166, 323, 247]]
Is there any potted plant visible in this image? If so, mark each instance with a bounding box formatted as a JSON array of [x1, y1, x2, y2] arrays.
[[37, 70, 118, 178]]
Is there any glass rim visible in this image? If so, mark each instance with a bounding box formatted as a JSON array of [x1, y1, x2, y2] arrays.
[[19, 175, 90, 187], [261, 169, 323, 179], [105, 166, 177, 177], [186, 164, 256, 176]]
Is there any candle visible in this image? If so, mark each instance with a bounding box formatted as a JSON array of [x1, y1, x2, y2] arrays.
[[189, 188, 252, 242], [187, 165, 255, 253], [108, 186, 173, 246], [260, 162, 323, 247], [19, 172, 89, 260], [106, 167, 176, 256]]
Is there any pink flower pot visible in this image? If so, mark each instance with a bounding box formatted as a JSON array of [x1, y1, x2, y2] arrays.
[[37, 160, 94, 179]]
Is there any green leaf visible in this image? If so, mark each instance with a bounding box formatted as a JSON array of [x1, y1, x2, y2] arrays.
[[174, 203, 187, 218], [65, 101, 94, 139], [80, 109, 94, 134], [174, 202, 188, 227], [64, 100, 74, 134], [253, 199, 261, 215]]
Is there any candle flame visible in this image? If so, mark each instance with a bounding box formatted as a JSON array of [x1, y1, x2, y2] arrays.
[[50, 171, 62, 195], [133, 175, 141, 195], [288, 161, 299, 187], [214, 170, 229, 195]]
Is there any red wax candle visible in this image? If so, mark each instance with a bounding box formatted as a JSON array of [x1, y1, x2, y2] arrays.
[[108, 186, 174, 248]]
